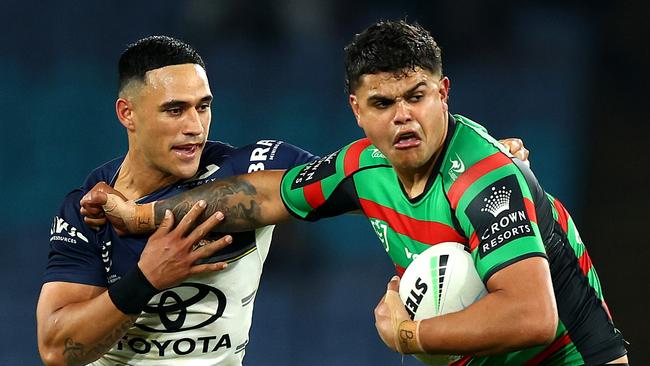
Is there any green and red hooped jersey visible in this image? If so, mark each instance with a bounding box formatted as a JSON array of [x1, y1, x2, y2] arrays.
[[280, 114, 627, 365]]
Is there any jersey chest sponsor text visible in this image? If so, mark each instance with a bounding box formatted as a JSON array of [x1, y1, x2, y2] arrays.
[[115, 333, 232, 357]]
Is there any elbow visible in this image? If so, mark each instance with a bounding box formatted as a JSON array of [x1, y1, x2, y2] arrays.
[[39, 347, 65, 366], [520, 305, 558, 347]]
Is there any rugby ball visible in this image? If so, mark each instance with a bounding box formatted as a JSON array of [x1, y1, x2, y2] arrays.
[[398, 242, 487, 365]]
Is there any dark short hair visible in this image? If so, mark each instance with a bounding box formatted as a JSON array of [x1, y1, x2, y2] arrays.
[[344, 20, 442, 94], [118, 35, 205, 93]]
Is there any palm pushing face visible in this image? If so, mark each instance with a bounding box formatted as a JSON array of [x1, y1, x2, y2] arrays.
[[350, 68, 449, 177], [125, 63, 213, 180]]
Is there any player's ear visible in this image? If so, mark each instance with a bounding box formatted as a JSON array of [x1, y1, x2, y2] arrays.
[[349, 94, 362, 127], [115, 98, 136, 131], [439, 76, 450, 112]]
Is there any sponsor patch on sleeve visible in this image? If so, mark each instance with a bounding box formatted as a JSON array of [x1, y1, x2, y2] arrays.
[[465, 175, 534, 258], [50, 216, 89, 244], [290, 150, 340, 189]]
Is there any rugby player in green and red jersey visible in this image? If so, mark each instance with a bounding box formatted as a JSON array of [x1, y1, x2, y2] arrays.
[[84, 20, 628, 365]]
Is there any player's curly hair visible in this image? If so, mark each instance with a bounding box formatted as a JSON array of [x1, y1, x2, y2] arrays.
[[344, 20, 442, 94], [118, 35, 205, 94]]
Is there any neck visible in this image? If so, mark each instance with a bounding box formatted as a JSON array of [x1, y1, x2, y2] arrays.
[[395, 151, 440, 199], [114, 152, 179, 200]]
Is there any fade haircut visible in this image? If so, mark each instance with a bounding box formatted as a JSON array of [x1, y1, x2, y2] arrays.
[[118, 35, 205, 94], [344, 20, 442, 94]]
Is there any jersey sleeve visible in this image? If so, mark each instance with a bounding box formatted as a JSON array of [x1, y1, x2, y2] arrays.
[[280, 139, 377, 221], [230, 140, 317, 175], [448, 155, 547, 283], [44, 189, 107, 287]]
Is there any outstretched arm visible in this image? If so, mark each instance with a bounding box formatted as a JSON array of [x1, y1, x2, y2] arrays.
[[82, 139, 529, 235], [154, 170, 289, 231], [85, 170, 290, 235]]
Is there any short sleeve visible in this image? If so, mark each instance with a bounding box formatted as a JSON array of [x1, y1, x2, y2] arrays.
[[280, 142, 368, 221], [44, 189, 107, 287], [453, 163, 547, 283]]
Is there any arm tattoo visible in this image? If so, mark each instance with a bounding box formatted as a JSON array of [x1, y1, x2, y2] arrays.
[[156, 175, 264, 231], [63, 316, 137, 365]]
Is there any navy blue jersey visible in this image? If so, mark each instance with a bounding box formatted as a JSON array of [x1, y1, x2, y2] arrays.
[[45, 140, 315, 365]]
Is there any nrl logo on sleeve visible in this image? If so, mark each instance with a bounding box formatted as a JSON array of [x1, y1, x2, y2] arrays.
[[291, 150, 340, 189], [465, 175, 534, 258], [50, 216, 89, 244], [448, 153, 465, 180]]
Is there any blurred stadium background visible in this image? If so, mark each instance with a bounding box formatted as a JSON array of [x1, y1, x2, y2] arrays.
[[0, 0, 648, 364]]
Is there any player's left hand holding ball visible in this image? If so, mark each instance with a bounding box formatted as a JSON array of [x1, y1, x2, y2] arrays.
[[374, 276, 424, 354]]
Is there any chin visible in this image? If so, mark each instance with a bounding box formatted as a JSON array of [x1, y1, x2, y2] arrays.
[[175, 163, 201, 179]]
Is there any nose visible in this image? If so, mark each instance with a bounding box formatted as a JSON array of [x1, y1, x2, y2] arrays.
[[183, 108, 204, 136], [393, 99, 412, 125]]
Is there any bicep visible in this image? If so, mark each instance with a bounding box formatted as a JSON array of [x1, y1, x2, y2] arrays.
[[37, 282, 106, 340], [485, 256, 557, 334], [486, 256, 553, 297]]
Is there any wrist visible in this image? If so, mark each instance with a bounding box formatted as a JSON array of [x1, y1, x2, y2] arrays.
[[130, 202, 156, 234], [108, 264, 159, 315], [396, 320, 424, 354]]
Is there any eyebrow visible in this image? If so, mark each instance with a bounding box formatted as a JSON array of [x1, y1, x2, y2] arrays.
[[366, 81, 428, 104], [159, 95, 213, 111]]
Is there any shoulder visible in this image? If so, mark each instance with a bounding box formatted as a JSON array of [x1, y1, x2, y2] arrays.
[[441, 115, 514, 187], [282, 138, 390, 191], [441, 115, 531, 207], [51, 188, 94, 246], [79, 157, 124, 191], [226, 139, 317, 174]]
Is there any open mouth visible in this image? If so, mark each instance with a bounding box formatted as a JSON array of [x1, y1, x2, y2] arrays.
[[172, 143, 202, 160], [393, 131, 421, 149]]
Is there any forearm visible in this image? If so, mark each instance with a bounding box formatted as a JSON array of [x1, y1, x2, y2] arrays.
[[39, 291, 137, 366], [410, 258, 557, 356], [153, 170, 289, 232], [415, 289, 555, 356]]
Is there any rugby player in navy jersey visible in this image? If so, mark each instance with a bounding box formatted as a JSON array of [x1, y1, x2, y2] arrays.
[[82, 21, 628, 365], [37, 36, 316, 366]]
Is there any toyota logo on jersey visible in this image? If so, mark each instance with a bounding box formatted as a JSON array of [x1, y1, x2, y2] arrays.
[[137, 283, 226, 333]]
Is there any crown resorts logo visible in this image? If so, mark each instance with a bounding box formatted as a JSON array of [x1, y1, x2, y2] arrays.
[[481, 185, 512, 217]]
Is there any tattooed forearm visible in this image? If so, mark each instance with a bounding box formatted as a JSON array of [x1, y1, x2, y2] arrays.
[[62, 315, 137, 365], [156, 175, 265, 231]]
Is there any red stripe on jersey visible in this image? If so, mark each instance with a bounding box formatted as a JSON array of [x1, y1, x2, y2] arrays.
[[303, 181, 326, 209], [602, 301, 612, 320], [395, 264, 406, 277], [578, 250, 593, 276], [448, 153, 512, 210], [524, 197, 537, 224], [524, 333, 572, 365], [344, 138, 372, 176], [552, 199, 569, 233], [450, 355, 472, 366], [360, 198, 467, 245], [469, 232, 480, 251]]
